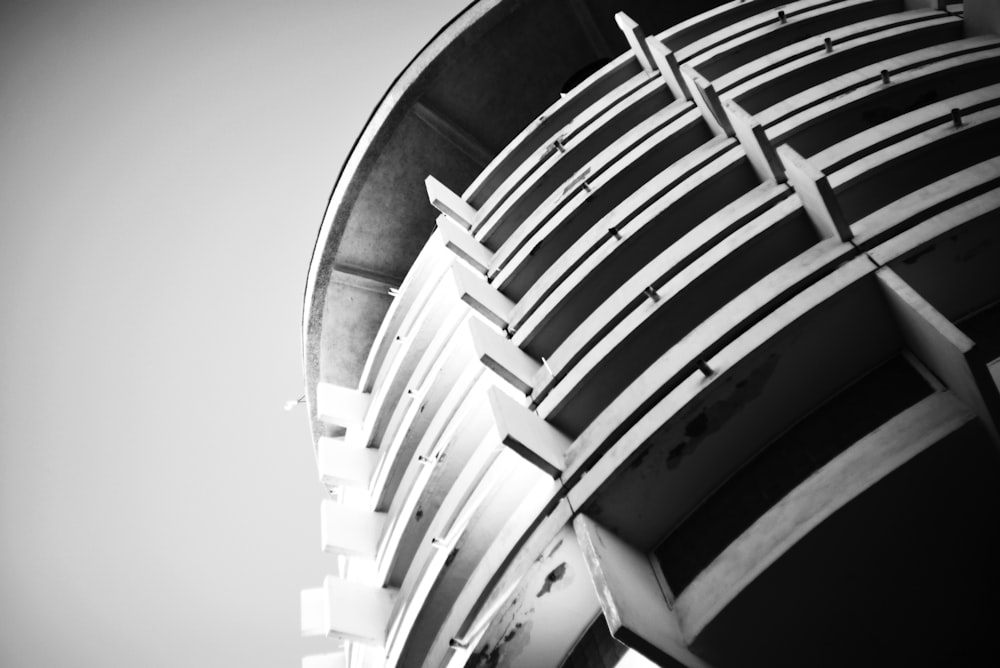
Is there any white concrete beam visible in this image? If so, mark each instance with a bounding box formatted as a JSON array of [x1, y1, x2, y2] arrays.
[[449, 262, 514, 328], [574, 515, 711, 668], [300, 576, 396, 646], [615, 12, 656, 73], [426, 175, 478, 230], [317, 383, 371, 429], [302, 654, 346, 668], [778, 144, 851, 241], [318, 436, 378, 490], [467, 316, 540, 394], [682, 67, 733, 137], [487, 386, 569, 477], [329, 263, 401, 295], [647, 38, 691, 101], [436, 214, 493, 274], [320, 499, 387, 558]]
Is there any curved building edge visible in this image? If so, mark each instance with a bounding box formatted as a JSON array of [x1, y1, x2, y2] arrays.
[[301, 1, 1000, 667]]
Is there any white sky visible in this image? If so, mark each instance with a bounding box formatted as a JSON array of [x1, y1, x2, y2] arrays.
[[0, 1, 468, 665]]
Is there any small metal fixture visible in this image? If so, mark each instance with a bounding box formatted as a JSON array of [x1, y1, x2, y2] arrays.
[[283, 395, 306, 411]]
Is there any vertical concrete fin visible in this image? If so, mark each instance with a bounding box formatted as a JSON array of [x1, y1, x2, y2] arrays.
[[318, 436, 378, 490], [449, 262, 514, 327], [317, 382, 371, 428], [682, 67, 734, 137], [614, 12, 656, 73], [300, 576, 395, 646], [436, 214, 494, 274], [574, 515, 712, 667], [726, 100, 786, 184], [467, 316, 540, 394], [777, 144, 851, 241], [487, 386, 568, 477], [320, 499, 386, 558], [426, 175, 478, 230], [877, 267, 1000, 443], [647, 38, 691, 101], [964, 0, 1000, 36]]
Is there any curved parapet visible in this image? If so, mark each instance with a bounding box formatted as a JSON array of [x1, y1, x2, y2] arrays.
[[302, 2, 1000, 666]]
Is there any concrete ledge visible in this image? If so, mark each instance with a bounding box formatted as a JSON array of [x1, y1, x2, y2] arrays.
[[676, 391, 974, 641]]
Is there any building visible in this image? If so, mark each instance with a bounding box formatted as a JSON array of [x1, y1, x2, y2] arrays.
[[300, 1, 1000, 666]]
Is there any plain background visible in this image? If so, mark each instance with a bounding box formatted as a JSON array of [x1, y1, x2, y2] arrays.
[[0, 0, 468, 665]]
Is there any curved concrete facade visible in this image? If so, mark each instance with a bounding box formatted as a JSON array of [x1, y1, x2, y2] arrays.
[[302, 1, 1000, 667]]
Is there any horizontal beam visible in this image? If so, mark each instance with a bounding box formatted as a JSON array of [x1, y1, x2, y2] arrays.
[[329, 263, 401, 294], [413, 100, 494, 168], [676, 391, 975, 641]]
